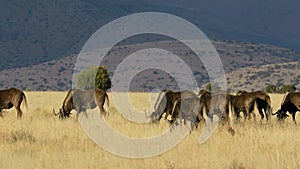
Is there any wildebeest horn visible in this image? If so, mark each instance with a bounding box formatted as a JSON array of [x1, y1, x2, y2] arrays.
[[145, 110, 151, 118], [271, 112, 278, 115], [53, 108, 59, 116]]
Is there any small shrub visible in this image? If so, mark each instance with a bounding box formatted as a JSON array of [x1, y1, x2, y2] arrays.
[[280, 84, 296, 93], [266, 84, 278, 93], [9, 130, 36, 144], [206, 83, 221, 92], [76, 66, 111, 91], [229, 160, 246, 169]]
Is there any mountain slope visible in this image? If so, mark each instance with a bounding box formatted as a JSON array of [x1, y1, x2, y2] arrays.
[[225, 61, 299, 92], [1, 0, 300, 70], [0, 40, 298, 91]]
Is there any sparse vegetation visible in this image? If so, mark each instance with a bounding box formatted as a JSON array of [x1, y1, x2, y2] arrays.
[[0, 92, 299, 169], [266, 84, 296, 93], [225, 61, 299, 92], [206, 83, 221, 92], [76, 66, 111, 91], [0, 41, 298, 91], [280, 84, 296, 93], [266, 84, 278, 93]]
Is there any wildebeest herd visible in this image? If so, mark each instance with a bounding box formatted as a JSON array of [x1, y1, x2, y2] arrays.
[[1, 87, 300, 135]]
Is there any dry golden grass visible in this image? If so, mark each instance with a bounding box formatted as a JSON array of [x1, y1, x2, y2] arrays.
[[1, 92, 300, 169]]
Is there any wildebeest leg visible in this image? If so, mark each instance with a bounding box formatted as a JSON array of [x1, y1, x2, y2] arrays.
[[15, 106, 23, 119], [252, 112, 257, 122], [179, 111, 184, 125], [12, 94, 23, 119], [99, 106, 107, 116], [97, 102, 107, 116], [258, 108, 264, 121], [75, 107, 83, 120], [164, 110, 170, 120], [240, 110, 247, 121], [245, 106, 252, 121], [265, 105, 271, 121], [233, 107, 241, 123], [236, 109, 244, 122], [249, 103, 257, 122], [169, 111, 178, 125], [82, 108, 88, 118], [198, 103, 206, 124], [291, 112, 297, 124], [224, 114, 235, 136], [250, 107, 256, 122], [95, 92, 108, 116], [173, 110, 181, 125], [193, 116, 201, 130], [151, 112, 164, 123], [75, 113, 79, 120], [152, 96, 168, 122], [244, 111, 248, 120], [265, 107, 270, 121], [206, 110, 213, 123], [211, 109, 220, 123], [220, 104, 229, 126]]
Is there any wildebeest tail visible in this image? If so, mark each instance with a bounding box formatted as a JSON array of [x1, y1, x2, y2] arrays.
[[228, 95, 236, 118], [105, 92, 110, 114], [21, 92, 28, 112], [265, 95, 272, 120]]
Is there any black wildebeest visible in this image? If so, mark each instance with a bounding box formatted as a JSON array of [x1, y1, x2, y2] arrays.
[[198, 90, 231, 124], [237, 91, 271, 121], [272, 92, 300, 124], [147, 89, 197, 123], [197, 90, 235, 135], [230, 90, 271, 122], [169, 96, 201, 130], [0, 88, 27, 119], [53, 88, 109, 119]]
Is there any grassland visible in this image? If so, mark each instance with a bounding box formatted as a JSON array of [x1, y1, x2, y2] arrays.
[[0, 92, 300, 169]]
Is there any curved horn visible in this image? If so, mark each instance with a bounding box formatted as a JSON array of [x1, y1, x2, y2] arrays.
[[53, 108, 59, 116], [271, 112, 278, 115], [145, 110, 152, 118]]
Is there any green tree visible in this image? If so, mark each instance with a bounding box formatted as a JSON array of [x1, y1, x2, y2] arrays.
[[265, 84, 278, 93], [76, 66, 111, 91], [206, 83, 221, 92], [280, 84, 296, 93]]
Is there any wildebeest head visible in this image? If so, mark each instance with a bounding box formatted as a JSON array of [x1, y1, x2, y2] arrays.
[[272, 109, 288, 121], [198, 89, 210, 96], [145, 90, 168, 123], [53, 89, 74, 119], [53, 107, 71, 119]]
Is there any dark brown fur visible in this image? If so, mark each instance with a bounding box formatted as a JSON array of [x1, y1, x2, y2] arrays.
[[0, 88, 27, 119], [54, 88, 109, 119], [272, 92, 300, 124], [170, 96, 201, 130], [237, 91, 271, 121], [149, 89, 197, 123], [230, 92, 257, 121], [198, 90, 234, 135], [199, 90, 231, 125]]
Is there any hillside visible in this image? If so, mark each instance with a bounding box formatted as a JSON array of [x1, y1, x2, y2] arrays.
[[225, 61, 299, 92], [0, 40, 298, 91], [1, 0, 300, 70]]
